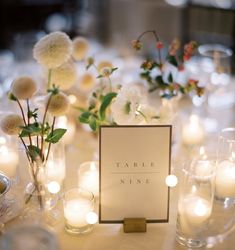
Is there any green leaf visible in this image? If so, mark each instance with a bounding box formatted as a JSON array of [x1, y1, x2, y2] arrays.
[[79, 111, 92, 124], [89, 115, 97, 131], [168, 73, 173, 83], [47, 85, 59, 95], [27, 145, 41, 161], [20, 123, 41, 137], [8, 92, 17, 101], [111, 67, 118, 73], [45, 128, 67, 144], [99, 92, 117, 120], [166, 55, 178, 67], [28, 108, 38, 119]]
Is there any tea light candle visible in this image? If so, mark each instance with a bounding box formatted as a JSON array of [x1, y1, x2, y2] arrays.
[[215, 160, 235, 198], [46, 159, 65, 185], [78, 162, 99, 197], [64, 199, 92, 227], [182, 115, 205, 146], [0, 145, 18, 178], [178, 195, 211, 234]]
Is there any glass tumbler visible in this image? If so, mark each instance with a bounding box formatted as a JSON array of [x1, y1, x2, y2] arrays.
[[176, 159, 215, 248]]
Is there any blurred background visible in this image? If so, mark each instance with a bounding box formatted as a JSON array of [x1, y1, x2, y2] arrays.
[[0, 0, 234, 64]]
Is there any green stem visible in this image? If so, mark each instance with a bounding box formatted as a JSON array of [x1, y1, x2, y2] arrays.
[[40, 94, 53, 159], [137, 30, 163, 67], [45, 116, 56, 162], [108, 77, 112, 92], [16, 99, 27, 125], [26, 99, 33, 146], [47, 69, 52, 89], [136, 110, 148, 123]]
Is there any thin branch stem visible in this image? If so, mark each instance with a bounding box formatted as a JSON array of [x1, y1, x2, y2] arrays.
[[16, 99, 27, 125], [137, 30, 163, 66], [45, 116, 56, 162], [26, 99, 33, 146], [19, 137, 31, 163], [47, 69, 52, 89], [108, 76, 112, 92], [40, 94, 53, 159]]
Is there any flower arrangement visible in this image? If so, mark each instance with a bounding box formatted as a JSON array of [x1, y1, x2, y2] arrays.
[[79, 31, 204, 131], [0, 31, 77, 208], [132, 30, 204, 99]]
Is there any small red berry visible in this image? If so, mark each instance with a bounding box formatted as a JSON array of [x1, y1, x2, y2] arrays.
[[156, 41, 164, 49]]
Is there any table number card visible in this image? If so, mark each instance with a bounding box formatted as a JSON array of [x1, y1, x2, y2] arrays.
[[99, 125, 172, 223]]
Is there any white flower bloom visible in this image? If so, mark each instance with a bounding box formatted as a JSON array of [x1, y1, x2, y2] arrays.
[[72, 37, 89, 60], [47, 92, 70, 117], [33, 31, 72, 68], [97, 61, 113, 73], [11, 76, 37, 100], [51, 61, 77, 90], [0, 114, 24, 135], [79, 73, 95, 91], [111, 85, 147, 125]]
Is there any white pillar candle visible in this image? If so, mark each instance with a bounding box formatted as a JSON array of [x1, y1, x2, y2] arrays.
[[64, 199, 92, 227], [182, 115, 205, 146], [46, 159, 65, 185], [0, 145, 18, 178], [78, 162, 99, 197], [215, 160, 235, 198], [178, 195, 211, 235]]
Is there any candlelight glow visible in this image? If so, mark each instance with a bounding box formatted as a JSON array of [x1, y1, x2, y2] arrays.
[[47, 181, 61, 194], [194, 200, 208, 217], [86, 212, 98, 224], [68, 94, 77, 104], [165, 175, 178, 187]]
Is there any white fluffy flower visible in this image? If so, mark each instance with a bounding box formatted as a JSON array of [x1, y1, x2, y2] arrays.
[[0, 114, 24, 135], [48, 92, 70, 117], [72, 37, 89, 60], [97, 61, 113, 74], [51, 61, 77, 90], [33, 31, 72, 68], [79, 73, 95, 91], [11, 76, 37, 100], [111, 85, 147, 125]]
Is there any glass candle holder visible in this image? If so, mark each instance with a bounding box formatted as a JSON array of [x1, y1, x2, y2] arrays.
[[176, 159, 215, 248], [198, 44, 233, 109], [0, 132, 19, 184], [78, 161, 99, 198], [215, 128, 235, 201], [63, 188, 95, 235]]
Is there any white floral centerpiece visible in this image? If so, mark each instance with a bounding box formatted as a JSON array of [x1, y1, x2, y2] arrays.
[[0, 31, 78, 209]]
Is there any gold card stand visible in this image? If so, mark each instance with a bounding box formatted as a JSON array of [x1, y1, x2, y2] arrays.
[[123, 218, 147, 233]]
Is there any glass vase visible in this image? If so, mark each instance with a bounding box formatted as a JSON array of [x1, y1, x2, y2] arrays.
[[23, 161, 47, 221]]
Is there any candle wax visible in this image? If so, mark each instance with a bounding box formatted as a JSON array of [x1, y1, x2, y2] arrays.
[[64, 199, 92, 227]]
